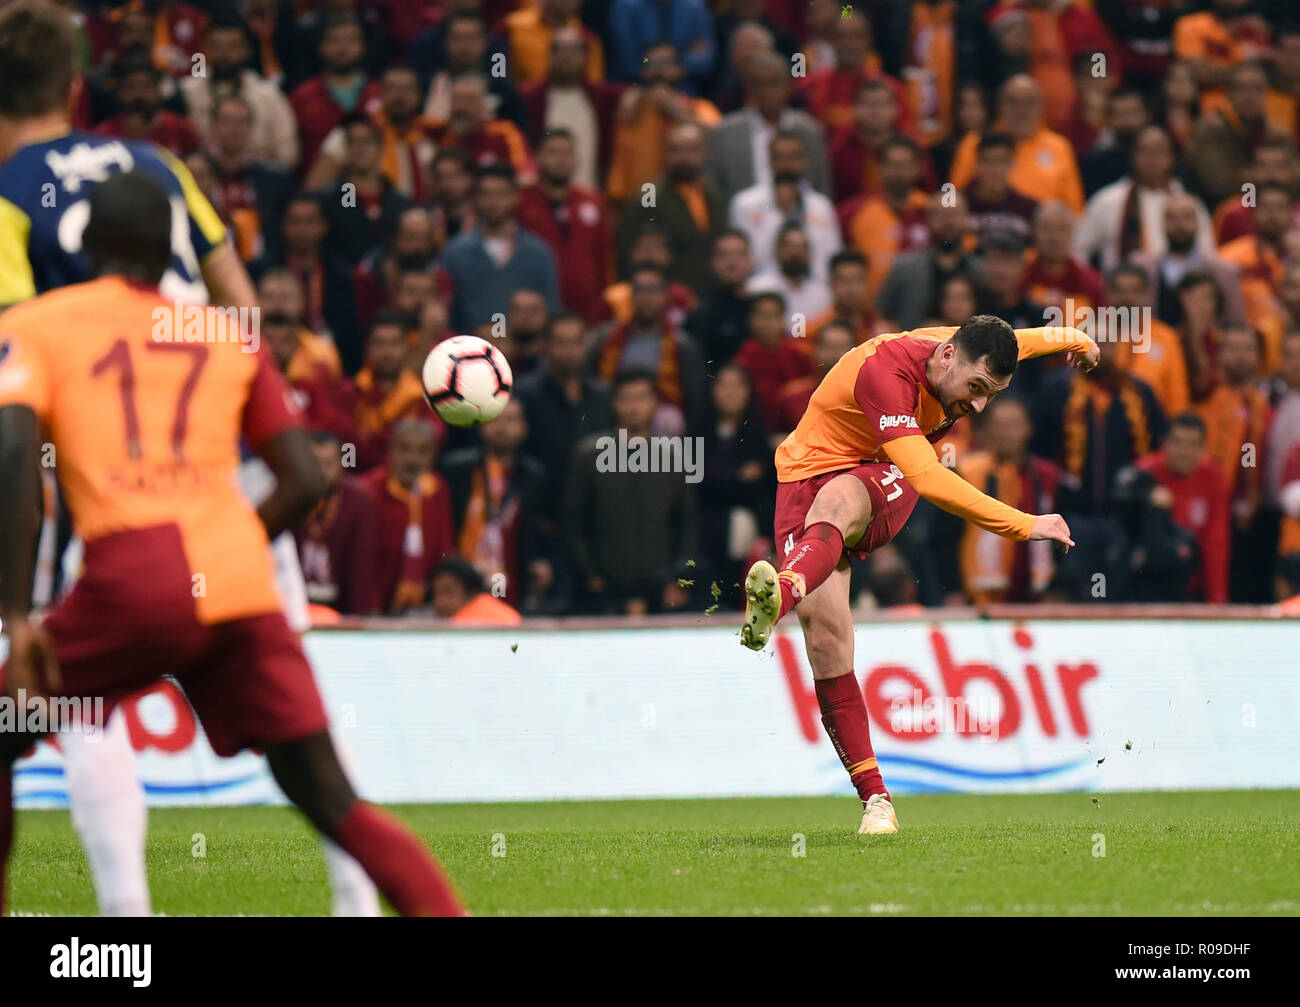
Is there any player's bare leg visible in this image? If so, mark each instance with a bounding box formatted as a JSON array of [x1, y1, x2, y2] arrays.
[[264, 730, 467, 917], [743, 473, 872, 650]]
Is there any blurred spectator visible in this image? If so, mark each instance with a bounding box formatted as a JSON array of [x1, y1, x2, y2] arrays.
[[748, 223, 832, 328], [441, 399, 553, 611], [616, 121, 725, 292], [964, 132, 1037, 251], [1218, 182, 1293, 371], [1128, 193, 1245, 328], [1174, 269, 1229, 402], [432, 556, 523, 624], [344, 312, 429, 471], [1191, 325, 1274, 601], [1186, 61, 1288, 209], [732, 291, 813, 434], [953, 396, 1060, 604], [590, 263, 707, 433], [931, 80, 992, 185], [430, 147, 477, 241], [608, 0, 716, 93], [289, 14, 380, 176], [440, 164, 561, 335], [1277, 439, 1300, 597], [606, 45, 721, 204], [1095, 0, 1185, 93], [603, 226, 698, 327], [430, 72, 534, 182], [950, 75, 1084, 212], [206, 95, 293, 264], [1265, 331, 1300, 525], [1158, 58, 1200, 152], [318, 114, 412, 267], [1022, 201, 1105, 315], [1212, 135, 1298, 246], [515, 312, 613, 514], [353, 207, 438, 337], [799, 8, 908, 135], [307, 66, 437, 201], [844, 136, 930, 302], [878, 0, 958, 149], [515, 128, 613, 326], [259, 268, 343, 383], [564, 369, 700, 614], [978, 228, 1045, 328], [1078, 86, 1152, 198], [505, 289, 551, 377], [707, 50, 831, 205], [1171, 0, 1271, 99], [289, 0, 391, 89], [811, 249, 888, 344], [362, 418, 456, 614], [695, 362, 774, 598], [519, 26, 623, 190], [94, 53, 198, 156], [771, 318, 856, 437], [505, 0, 605, 85], [708, 18, 776, 115], [827, 78, 904, 203], [407, 0, 509, 85], [262, 309, 353, 445], [1105, 262, 1188, 418], [181, 17, 299, 171], [877, 194, 979, 331], [932, 272, 980, 327], [683, 229, 756, 372], [257, 191, 362, 374], [1033, 350, 1167, 518], [1075, 126, 1209, 276], [295, 430, 380, 616], [1135, 413, 1231, 603], [423, 12, 528, 130], [730, 130, 841, 284]]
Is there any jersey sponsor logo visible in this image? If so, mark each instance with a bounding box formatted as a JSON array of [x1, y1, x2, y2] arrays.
[[784, 532, 795, 556], [878, 413, 919, 432], [44, 140, 134, 194]]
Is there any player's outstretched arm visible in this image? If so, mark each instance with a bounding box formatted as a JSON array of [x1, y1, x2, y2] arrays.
[[201, 241, 259, 310], [882, 435, 1041, 540], [1013, 326, 1100, 371]]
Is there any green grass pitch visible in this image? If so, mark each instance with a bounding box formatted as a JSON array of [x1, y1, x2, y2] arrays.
[[8, 790, 1299, 916]]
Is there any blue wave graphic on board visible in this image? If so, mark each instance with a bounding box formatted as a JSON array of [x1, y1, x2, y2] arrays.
[[14, 765, 265, 797], [821, 753, 1092, 794], [876, 753, 1092, 781]]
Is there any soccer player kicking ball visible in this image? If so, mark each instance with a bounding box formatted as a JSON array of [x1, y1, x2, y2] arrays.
[[0, 172, 465, 916], [740, 317, 1098, 835]]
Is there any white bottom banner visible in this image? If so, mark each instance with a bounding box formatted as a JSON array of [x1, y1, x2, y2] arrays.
[[12, 619, 1300, 807]]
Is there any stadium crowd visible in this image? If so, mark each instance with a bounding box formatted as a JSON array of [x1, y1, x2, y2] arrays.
[[58, 0, 1300, 617]]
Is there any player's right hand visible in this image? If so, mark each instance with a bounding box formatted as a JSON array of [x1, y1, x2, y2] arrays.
[[1029, 513, 1075, 551], [2, 616, 62, 700]]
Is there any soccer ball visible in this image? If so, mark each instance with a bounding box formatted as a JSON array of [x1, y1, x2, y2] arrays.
[[420, 335, 513, 426]]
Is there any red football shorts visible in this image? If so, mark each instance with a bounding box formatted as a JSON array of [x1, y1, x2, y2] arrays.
[[0, 524, 327, 756], [774, 460, 920, 562]]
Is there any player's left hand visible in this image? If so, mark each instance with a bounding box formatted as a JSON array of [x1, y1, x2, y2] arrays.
[[1067, 341, 1101, 372], [2, 616, 62, 700]]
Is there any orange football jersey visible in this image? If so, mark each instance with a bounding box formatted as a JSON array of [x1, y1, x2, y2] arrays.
[[0, 276, 300, 624]]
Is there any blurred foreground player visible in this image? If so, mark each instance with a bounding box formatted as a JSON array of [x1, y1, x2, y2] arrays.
[[741, 317, 1099, 835], [0, 172, 465, 916]]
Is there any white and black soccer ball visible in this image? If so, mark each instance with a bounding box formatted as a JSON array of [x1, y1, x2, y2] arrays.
[[420, 335, 513, 427]]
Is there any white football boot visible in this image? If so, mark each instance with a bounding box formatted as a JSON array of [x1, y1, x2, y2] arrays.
[[740, 559, 782, 650], [858, 794, 900, 835]]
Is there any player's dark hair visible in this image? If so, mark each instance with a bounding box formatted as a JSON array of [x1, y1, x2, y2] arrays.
[[82, 171, 171, 285], [433, 556, 486, 598], [612, 367, 659, 397], [0, 0, 78, 119], [1169, 412, 1207, 438], [977, 131, 1016, 156], [951, 314, 1019, 379]]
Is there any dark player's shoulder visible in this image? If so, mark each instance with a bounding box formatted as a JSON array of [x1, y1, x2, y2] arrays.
[[0, 131, 184, 204]]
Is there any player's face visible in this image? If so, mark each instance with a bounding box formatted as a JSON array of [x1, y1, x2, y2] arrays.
[[935, 348, 1011, 421]]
